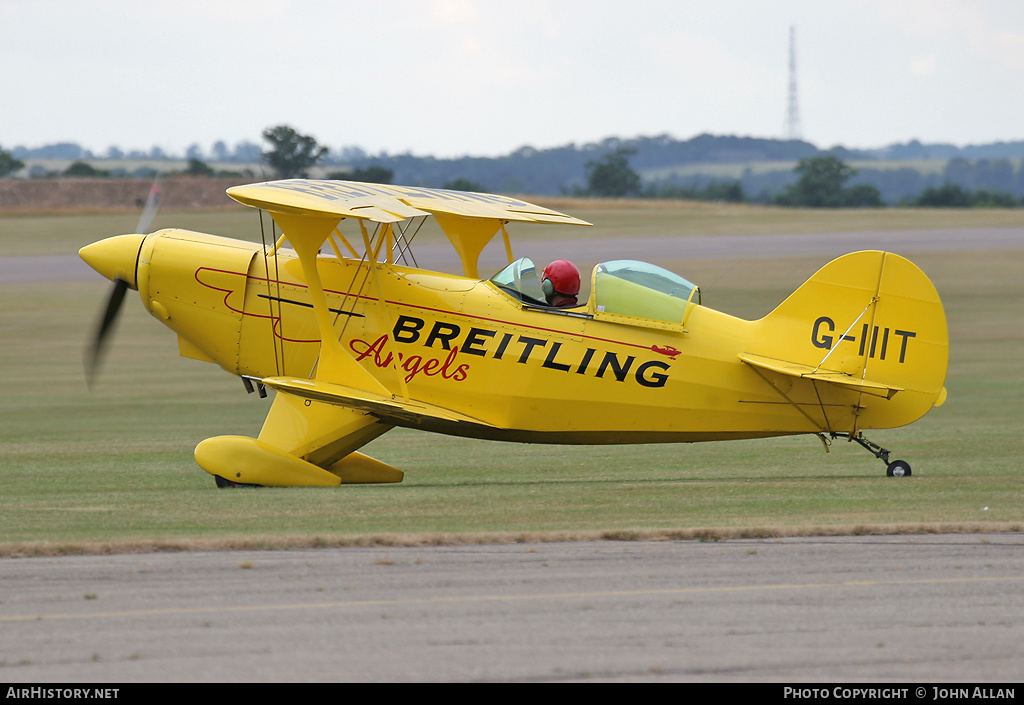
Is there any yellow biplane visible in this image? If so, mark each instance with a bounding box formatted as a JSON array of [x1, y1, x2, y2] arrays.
[[79, 179, 948, 487]]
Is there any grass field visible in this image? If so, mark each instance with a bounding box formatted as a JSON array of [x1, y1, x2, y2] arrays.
[[1, 202, 1022, 555]]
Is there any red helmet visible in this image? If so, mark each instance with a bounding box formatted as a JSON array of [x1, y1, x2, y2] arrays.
[[541, 259, 580, 296]]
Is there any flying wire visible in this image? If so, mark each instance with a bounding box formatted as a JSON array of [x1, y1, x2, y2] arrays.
[[333, 221, 378, 345], [392, 216, 425, 268], [259, 210, 283, 377]]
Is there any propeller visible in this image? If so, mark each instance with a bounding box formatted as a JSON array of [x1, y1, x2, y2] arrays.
[[135, 178, 162, 235], [81, 177, 161, 387], [85, 277, 129, 388]]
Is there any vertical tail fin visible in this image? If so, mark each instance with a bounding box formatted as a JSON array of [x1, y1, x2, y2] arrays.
[[746, 251, 948, 432]]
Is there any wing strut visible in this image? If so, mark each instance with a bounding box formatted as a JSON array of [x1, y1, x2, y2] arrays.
[[269, 211, 390, 395]]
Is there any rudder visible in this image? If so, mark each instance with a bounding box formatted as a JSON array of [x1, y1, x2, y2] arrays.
[[748, 251, 948, 431]]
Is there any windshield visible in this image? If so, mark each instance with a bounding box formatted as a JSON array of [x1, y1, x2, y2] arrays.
[[593, 260, 700, 324], [489, 257, 546, 305]]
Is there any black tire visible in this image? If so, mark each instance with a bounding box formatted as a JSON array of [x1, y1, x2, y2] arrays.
[[886, 460, 912, 477], [214, 475, 260, 488]]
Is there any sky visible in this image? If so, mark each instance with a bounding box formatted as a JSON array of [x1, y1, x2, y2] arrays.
[[3, 0, 1024, 159]]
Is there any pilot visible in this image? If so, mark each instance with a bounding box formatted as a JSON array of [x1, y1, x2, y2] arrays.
[[541, 259, 581, 307]]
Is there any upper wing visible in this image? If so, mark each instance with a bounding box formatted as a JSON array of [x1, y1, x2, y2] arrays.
[[226, 179, 591, 278], [226, 179, 591, 226]]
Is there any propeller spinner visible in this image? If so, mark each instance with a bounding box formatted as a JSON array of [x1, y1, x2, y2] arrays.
[[79, 233, 147, 387]]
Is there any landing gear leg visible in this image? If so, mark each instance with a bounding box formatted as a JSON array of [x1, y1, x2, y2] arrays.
[[830, 433, 912, 477]]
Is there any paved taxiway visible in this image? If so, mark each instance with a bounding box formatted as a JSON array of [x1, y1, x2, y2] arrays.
[[1, 535, 1022, 682], [5, 225, 1024, 285]]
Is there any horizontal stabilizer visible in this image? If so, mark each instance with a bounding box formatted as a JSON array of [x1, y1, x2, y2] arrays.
[[261, 375, 495, 428], [739, 353, 903, 399]]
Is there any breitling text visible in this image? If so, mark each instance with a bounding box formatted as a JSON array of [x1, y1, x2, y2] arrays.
[[350, 314, 671, 388]]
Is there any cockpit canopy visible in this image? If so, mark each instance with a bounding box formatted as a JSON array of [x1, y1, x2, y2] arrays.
[[489, 257, 700, 330], [592, 259, 700, 326]]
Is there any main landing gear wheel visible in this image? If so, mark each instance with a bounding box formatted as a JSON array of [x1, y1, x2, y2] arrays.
[[214, 475, 261, 488], [886, 460, 912, 477]]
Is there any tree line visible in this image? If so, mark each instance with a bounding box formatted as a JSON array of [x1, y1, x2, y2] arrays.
[[4, 126, 1024, 207], [582, 148, 1024, 208]]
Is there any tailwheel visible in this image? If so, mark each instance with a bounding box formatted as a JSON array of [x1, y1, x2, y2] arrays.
[[829, 432, 913, 477], [886, 460, 912, 478]]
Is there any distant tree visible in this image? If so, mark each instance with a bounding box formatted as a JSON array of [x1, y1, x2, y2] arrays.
[[914, 183, 1020, 208], [328, 166, 393, 184], [971, 189, 1020, 207], [185, 158, 215, 176], [774, 155, 881, 207], [585, 148, 641, 197], [262, 125, 327, 178], [336, 146, 368, 162], [28, 142, 86, 160], [913, 183, 973, 207], [852, 166, 927, 205], [443, 177, 484, 192], [643, 179, 746, 203], [211, 141, 230, 161], [775, 156, 855, 207], [840, 183, 883, 207], [696, 180, 746, 203], [233, 140, 262, 162], [63, 161, 108, 177], [0, 145, 24, 177]]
